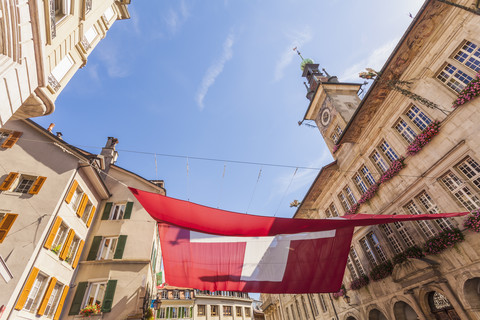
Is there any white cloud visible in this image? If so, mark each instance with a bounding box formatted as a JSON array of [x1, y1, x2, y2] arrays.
[[274, 28, 312, 82], [196, 33, 235, 110], [340, 37, 400, 82], [96, 44, 130, 78], [165, 0, 190, 34]]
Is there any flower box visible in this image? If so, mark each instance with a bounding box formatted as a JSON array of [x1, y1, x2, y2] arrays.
[[349, 275, 369, 290], [369, 261, 394, 281], [80, 303, 101, 317], [464, 209, 480, 232], [452, 73, 480, 108], [332, 284, 346, 299], [423, 228, 464, 255], [406, 121, 441, 156], [378, 157, 405, 184]]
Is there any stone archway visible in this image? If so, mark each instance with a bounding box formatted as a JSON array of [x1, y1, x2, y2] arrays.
[[369, 309, 388, 320], [463, 277, 480, 309], [393, 301, 419, 320], [427, 291, 461, 320]]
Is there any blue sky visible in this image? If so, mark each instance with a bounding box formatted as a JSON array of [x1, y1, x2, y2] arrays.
[[36, 0, 424, 219]]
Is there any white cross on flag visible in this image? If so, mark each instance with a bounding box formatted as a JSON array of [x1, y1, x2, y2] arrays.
[[130, 187, 467, 293]]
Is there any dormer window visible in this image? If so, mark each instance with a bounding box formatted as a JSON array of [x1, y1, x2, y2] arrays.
[[331, 126, 343, 144], [55, 0, 72, 23]]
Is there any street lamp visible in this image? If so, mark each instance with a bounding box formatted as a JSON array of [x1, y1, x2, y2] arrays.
[[153, 297, 162, 310]]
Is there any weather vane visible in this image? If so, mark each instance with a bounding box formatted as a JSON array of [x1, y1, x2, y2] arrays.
[[293, 47, 305, 61]]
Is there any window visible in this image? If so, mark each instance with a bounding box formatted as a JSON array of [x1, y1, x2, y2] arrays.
[[338, 186, 357, 212], [83, 282, 106, 307], [360, 232, 387, 267], [14, 175, 35, 193], [406, 105, 432, 131], [81, 201, 94, 224], [161, 290, 168, 299], [223, 306, 232, 316], [51, 223, 68, 255], [348, 247, 366, 278], [393, 219, 416, 248], [110, 203, 126, 220], [159, 308, 166, 318], [198, 305, 205, 316], [0, 131, 10, 145], [325, 203, 339, 217], [65, 236, 81, 265], [437, 63, 473, 93], [69, 185, 84, 212], [97, 237, 118, 260], [0, 130, 22, 148], [245, 307, 251, 317], [441, 170, 480, 211], [0, 173, 47, 194], [380, 224, 403, 254], [236, 306, 242, 316], [23, 273, 48, 312], [380, 140, 398, 162], [353, 165, 376, 194], [331, 126, 343, 144], [395, 119, 417, 143], [308, 294, 319, 316], [417, 192, 454, 231], [211, 305, 218, 316], [44, 282, 64, 318], [457, 157, 480, 189], [453, 40, 480, 72], [54, 0, 72, 23], [404, 201, 438, 239], [301, 296, 309, 319], [0, 213, 18, 243], [371, 151, 389, 173], [173, 290, 179, 299], [185, 290, 191, 299], [171, 307, 178, 318]]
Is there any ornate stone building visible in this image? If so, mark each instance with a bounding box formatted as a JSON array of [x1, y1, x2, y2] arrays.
[[261, 0, 480, 319], [0, 0, 131, 127]]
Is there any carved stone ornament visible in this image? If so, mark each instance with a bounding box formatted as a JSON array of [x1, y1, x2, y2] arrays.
[[320, 108, 331, 127]]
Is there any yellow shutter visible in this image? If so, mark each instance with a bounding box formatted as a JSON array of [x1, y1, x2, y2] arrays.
[[53, 285, 69, 320], [1, 131, 22, 148], [28, 176, 47, 195], [86, 206, 96, 227], [59, 229, 75, 260], [72, 240, 85, 269], [44, 217, 63, 249], [0, 213, 18, 243], [37, 277, 57, 315], [14, 267, 39, 310], [76, 194, 88, 217], [65, 180, 78, 204], [0, 172, 18, 191]]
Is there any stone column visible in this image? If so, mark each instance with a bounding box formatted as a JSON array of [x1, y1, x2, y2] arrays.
[[438, 279, 471, 320], [404, 289, 428, 320]]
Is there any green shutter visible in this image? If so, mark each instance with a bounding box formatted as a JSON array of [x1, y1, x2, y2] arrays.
[[86, 236, 102, 261], [123, 202, 133, 219], [101, 280, 117, 312], [113, 235, 127, 259], [68, 282, 88, 315], [101, 202, 113, 220], [157, 309, 161, 318]]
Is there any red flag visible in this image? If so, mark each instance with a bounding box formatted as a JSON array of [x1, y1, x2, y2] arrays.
[[129, 187, 468, 293]]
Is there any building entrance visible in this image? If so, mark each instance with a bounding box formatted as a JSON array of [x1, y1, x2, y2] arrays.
[[428, 291, 460, 320]]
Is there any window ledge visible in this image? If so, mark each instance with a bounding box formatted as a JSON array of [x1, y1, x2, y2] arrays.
[[80, 259, 151, 265]]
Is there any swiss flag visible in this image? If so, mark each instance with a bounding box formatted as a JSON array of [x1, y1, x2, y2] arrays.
[[129, 187, 468, 293]]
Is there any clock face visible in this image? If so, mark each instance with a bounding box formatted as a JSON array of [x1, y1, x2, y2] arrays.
[[320, 108, 331, 127]]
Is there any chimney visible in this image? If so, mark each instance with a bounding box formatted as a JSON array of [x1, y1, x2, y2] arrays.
[[47, 123, 55, 132], [56, 132, 63, 140], [100, 137, 119, 173]]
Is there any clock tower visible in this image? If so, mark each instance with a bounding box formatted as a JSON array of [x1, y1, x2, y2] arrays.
[[300, 59, 362, 155]]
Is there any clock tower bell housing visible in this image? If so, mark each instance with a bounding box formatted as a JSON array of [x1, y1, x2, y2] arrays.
[[301, 63, 362, 154]]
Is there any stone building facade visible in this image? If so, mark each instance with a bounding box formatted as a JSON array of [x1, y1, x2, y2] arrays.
[[261, 0, 480, 319], [0, 120, 163, 320], [0, 0, 131, 127], [156, 287, 253, 320]]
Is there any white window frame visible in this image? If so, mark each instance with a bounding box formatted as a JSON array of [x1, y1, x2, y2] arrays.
[[51, 223, 69, 255], [405, 105, 432, 131], [437, 62, 474, 93], [69, 186, 84, 212], [44, 282, 64, 317], [97, 237, 118, 260], [371, 150, 389, 173], [441, 171, 480, 211], [404, 201, 438, 239], [380, 224, 403, 254], [13, 175, 36, 193], [82, 282, 107, 308], [379, 140, 399, 163], [81, 201, 94, 224], [23, 273, 48, 312], [453, 40, 480, 73], [395, 119, 417, 143], [65, 236, 81, 264], [109, 203, 126, 220]]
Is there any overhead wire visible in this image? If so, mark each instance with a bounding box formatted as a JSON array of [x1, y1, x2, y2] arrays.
[[274, 167, 298, 217], [246, 167, 263, 213]]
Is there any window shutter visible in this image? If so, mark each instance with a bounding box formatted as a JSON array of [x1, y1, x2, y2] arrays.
[[113, 235, 127, 259], [0, 213, 18, 243], [44, 217, 63, 249], [1, 131, 22, 148], [53, 285, 69, 320], [123, 202, 133, 219], [28, 176, 47, 195], [59, 229, 75, 260], [37, 277, 57, 315], [86, 206, 96, 227], [0, 172, 18, 191], [72, 240, 85, 269], [68, 282, 87, 315], [86, 236, 102, 261], [65, 180, 78, 204], [76, 194, 88, 217], [101, 202, 113, 220], [14, 267, 39, 310], [101, 280, 117, 312]]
